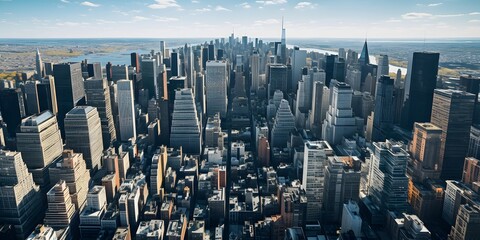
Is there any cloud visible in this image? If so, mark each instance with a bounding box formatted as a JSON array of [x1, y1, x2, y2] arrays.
[[294, 2, 314, 9], [133, 16, 150, 21], [470, 12, 480, 15], [240, 2, 251, 9], [154, 17, 178, 22], [80, 1, 100, 7], [60, 0, 70, 3], [192, 0, 199, 3], [56, 21, 88, 26], [254, 18, 280, 25], [215, 6, 231, 11], [386, 18, 401, 23], [194, 8, 211, 12], [401, 12, 433, 19], [256, 0, 287, 6], [469, 19, 480, 23], [148, 0, 181, 9], [428, 3, 443, 7]]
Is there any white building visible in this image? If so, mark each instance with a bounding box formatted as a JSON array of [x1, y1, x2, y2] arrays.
[[206, 61, 228, 117], [341, 200, 362, 237], [117, 80, 136, 142]]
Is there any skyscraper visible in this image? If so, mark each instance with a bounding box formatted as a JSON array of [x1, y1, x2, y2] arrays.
[[87, 62, 102, 79], [84, 78, 117, 148], [37, 76, 58, 115], [131, 52, 140, 73], [35, 48, 44, 79], [43, 180, 76, 230], [111, 64, 129, 82], [448, 204, 480, 240], [53, 62, 85, 134], [251, 51, 260, 93], [322, 82, 359, 145], [359, 40, 370, 66], [171, 51, 180, 77], [141, 58, 158, 100], [371, 76, 394, 142], [302, 140, 334, 222], [268, 64, 288, 98], [0, 88, 26, 137], [310, 81, 325, 138], [170, 88, 202, 155], [431, 89, 475, 180], [401, 52, 439, 130], [376, 55, 389, 81], [205, 60, 228, 117], [64, 106, 104, 171], [291, 47, 307, 91], [117, 80, 137, 142], [409, 123, 442, 181], [368, 140, 409, 213], [0, 151, 43, 239], [271, 99, 295, 148], [16, 111, 63, 187], [24, 80, 40, 115]]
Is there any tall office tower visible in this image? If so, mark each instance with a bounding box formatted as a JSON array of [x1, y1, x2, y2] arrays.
[[302, 141, 334, 222], [79, 186, 107, 239], [130, 53, 140, 73], [50, 150, 90, 211], [325, 55, 337, 86], [358, 40, 370, 66], [141, 58, 157, 100], [205, 60, 228, 117], [376, 55, 389, 81], [53, 62, 85, 133], [44, 180, 76, 230], [64, 106, 103, 171], [205, 112, 222, 147], [0, 151, 43, 239], [171, 51, 180, 77], [268, 64, 288, 98], [409, 123, 442, 181], [401, 52, 440, 130], [251, 51, 260, 93], [117, 80, 137, 142], [160, 41, 166, 57], [17, 111, 63, 187], [371, 76, 394, 142], [184, 45, 195, 88], [338, 48, 346, 60], [431, 89, 475, 180], [84, 78, 117, 148], [208, 44, 215, 60], [323, 156, 361, 223], [0, 88, 26, 137], [368, 140, 409, 213], [295, 79, 308, 129], [151, 146, 167, 196], [201, 47, 208, 71], [395, 69, 403, 88], [463, 157, 480, 186], [37, 76, 58, 115], [449, 204, 480, 240], [44, 62, 54, 76], [271, 99, 295, 148], [105, 62, 113, 81], [468, 126, 480, 159], [35, 48, 44, 79], [24, 80, 40, 115], [341, 201, 362, 237], [333, 58, 346, 82], [233, 66, 246, 98], [322, 82, 359, 145], [87, 62, 102, 79], [291, 47, 307, 91], [111, 65, 129, 82], [459, 75, 480, 124], [170, 88, 201, 155], [346, 68, 362, 92], [310, 81, 325, 138]]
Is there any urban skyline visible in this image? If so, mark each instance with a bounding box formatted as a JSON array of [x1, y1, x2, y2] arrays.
[[0, 0, 479, 38]]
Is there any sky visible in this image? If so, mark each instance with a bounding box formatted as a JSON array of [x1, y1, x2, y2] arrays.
[[0, 0, 479, 38]]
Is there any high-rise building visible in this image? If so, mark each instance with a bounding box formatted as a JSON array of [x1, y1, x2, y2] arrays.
[[371, 76, 394, 142], [431, 89, 475, 180], [87, 62, 102, 79], [111, 64, 129, 82], [205, 112, 222, 148], [448, 204, 480, 240], [64, 106, 103, 171], [376, 55, 389, 81], [49, 150, 90, 211], [302, 140, 334, 222], [463, 157, 480, 186], [79, 185, 107, 239], [323, 156, 361, 223], [151, 146, 167, 196], [37, 76, 58, 115], [17, 110, 63, 168], [271, 99, 295, 148], [251, 51, 260, 93], [130, 53, 140, 73], [468, 125, 480, 159], [84, 78, 117, 148], [309, 81, 324, 138], [35, 48, 44, 79], [325, 55, 337, 87], [368, 140, 409, 213], [341, 201, 362, 237], [24, 80, 40, 115], [205, 60, 228, 117], [322, 82, 360, 145], [268, 64, 288, 98], [170, 88, 201, 155], [141, 58, 158, 100], [44, 180, 76, 230], [117, 80, 137, 142], [208, 44, 215, 60], [53, 62, 85, 133], [359, 40, 370, 66], [171, 52, 180, 77], [291, 47, 307, 91], [409, 123, 442, 181], [442, 180, 478, 225], [0, 151, 43, 239], [401, 52, 439, 130], [0, 88, 26, 137]]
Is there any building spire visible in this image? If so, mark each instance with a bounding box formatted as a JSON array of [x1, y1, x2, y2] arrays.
[[359, 39, 370, 66], [281, 16, 286, 45]]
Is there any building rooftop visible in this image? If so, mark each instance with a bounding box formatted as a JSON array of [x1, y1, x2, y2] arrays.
[[21, 111, 54, 127]]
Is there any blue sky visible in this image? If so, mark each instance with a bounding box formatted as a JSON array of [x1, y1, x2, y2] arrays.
[[0, 0, 479, 38]]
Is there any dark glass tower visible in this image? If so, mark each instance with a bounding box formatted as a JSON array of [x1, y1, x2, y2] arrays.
[[53, 62, 85, 136], [372, 76, 394, 141], [401, 52, 439, 130], [358, 40, 370, 66], [87, 62, 102, 79], [0, 88, 26, 137], [130, 52, 140, 73], [267, 64, 288, 98], [208, 44, 215, 60], [202, 47, 208, 71], [170, 52, 180, 77], [325, 55, 337, 87]]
